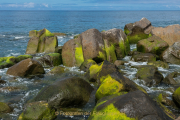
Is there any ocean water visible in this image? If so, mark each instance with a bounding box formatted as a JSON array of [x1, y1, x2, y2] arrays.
[[0, 10, 180, 119]]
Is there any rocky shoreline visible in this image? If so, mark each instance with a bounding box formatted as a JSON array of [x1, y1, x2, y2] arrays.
[[0, 17, 180, 120]]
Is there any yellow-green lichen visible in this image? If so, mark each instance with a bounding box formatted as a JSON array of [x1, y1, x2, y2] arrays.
[[124, 29, 130, 35], [104, 42, 117, 63], [96, 75, 124, 100], [89, 102, 137, 120], [89, 62, 103, 78], [75, 45, 84, 67], [47, 53, 62, 66], [98, 51, 106, 61], [127, 33, 149, 44]]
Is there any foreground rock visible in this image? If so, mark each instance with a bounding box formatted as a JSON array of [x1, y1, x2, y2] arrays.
[[18, 101, 56, 120], [102, 28, 130, 61], [79, 59, 97, 72], [85, 60, 119, 82], [151, 24, 180, 46], [131, 52, 156, 62], [89, 90, 173, 120], [47, 66, 68, 75], [32, 77, 94, 109], [124, 17, 153, 44], [26, 28, 58, 54], [6, 58, 45, 77], [37, 53, 62, 67], [137, 35, 169, 56], [163, 72, 178, 85], [136, 65, 163, 87], [173, 87, 180, 106], [95, 72, 146, 101], [0, 55, 32, 69], [0, 102, 12, 113], [161, 42, 180, 64]]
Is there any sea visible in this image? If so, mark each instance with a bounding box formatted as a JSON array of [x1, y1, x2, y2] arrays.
[[0, 10, 180, 120]]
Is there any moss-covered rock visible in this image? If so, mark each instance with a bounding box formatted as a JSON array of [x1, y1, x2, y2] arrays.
[[89, 90, 173, 120], [81, 28, 106, 63], [163, 72, 178, 85], [148, 61, 169, 69], [62, 37, 84, 67], [74, 34, 80, 39], [131, 51, 157, 62], [156, 94, 176, 119], [173, 87, 180, 106], [55, 46, 62, 54], [0, 56, 16, 69], [85, 60, 119, 82], [137, 35, 169, 56], [26, 28, 58, 54], [47, 66, 68, 75], [161, 42, 180, 64], [6, 58, 45, 77], [38, 53, 62, 67], [0, 102, 12, 113], [125, 18, 153, 44], [15, 55, 33, 63], [102, 28, 130, 61], [136, 65, 163, 87], [32, 77, 94, 109], [95, 72, 147, 101], [79, 59, 97, 72], [18, 101, 56, 120]]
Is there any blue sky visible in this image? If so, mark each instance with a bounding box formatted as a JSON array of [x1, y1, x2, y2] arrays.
[[0, 0, 180, 10]]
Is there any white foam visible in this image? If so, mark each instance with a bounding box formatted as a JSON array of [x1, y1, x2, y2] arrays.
[[15, 36, 24, 39], [126, 61, 147, 66]]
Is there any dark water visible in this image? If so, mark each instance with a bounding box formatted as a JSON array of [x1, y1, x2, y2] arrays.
[[0, 10, 180, 120], [0, 10, 180, 57]]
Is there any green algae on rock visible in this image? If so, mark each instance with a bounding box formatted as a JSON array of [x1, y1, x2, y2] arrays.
[[38, 53, 62, 67], [173, 87, 180, 106], [18, 101, 56, 120], [137, 36, 169, 56], [79, 59, 97, 72], [131, 51, 157, 62], [26, 28, 58, 54], [89, 90, 172, 120], [0, 102, 12, 113]]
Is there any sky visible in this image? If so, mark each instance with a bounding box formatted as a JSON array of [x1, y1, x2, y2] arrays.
[[0, 0, 180, 10]]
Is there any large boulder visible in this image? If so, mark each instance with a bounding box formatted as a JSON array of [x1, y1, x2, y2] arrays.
[[62, 38, 84, 67], [89, 90, 173, 120], [151, 24, 180, 46], [102, 28, 130, 61], [131, 51, 157, 62], [137, 35, 169, 56], [26, 28, 58, 54], [136, 65, 164, 87], [18, 101, 56, 120], [32, 77, 94, 109], [85, 60, 119, 82], [95, 72, 146, 101], [161, 42, 180, 64], [125, 17, 153, 44], [79, 59, 97, 72], [37, 53, 62, 67], [6, 58, 45, 77], [0, 55, 32, 69], [81, 28, 106, 62], [163, 72, 178, 85], [173, 87, 180, 106]]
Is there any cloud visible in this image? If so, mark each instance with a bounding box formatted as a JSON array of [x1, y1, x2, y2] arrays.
[[42, 3, 48, 8], [0, 2, 35, 8]]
